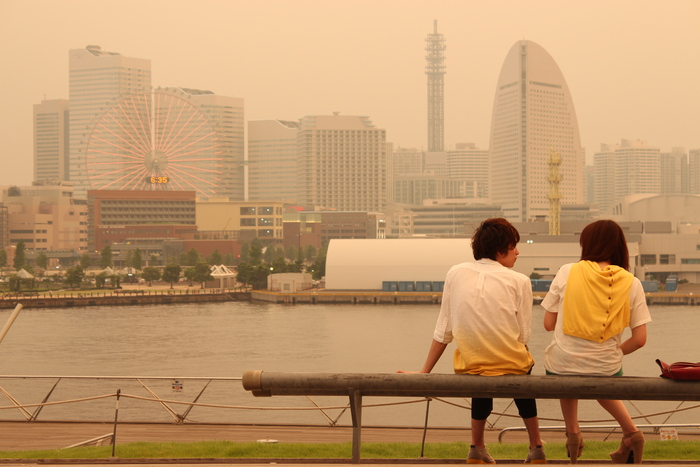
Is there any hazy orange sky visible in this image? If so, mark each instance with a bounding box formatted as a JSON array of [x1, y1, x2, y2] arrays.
[[1, 0, 698, 188]]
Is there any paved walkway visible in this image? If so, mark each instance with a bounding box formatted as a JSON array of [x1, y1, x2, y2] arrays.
[[0, 422, 483, 451]]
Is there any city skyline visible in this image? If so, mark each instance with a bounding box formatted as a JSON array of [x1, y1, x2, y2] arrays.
[[1, 0, 699, 189]]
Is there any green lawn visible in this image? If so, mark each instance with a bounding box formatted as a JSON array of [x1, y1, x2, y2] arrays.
[[1, 440, 698, 461]]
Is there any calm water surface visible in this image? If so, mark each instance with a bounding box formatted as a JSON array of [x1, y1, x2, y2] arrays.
[[0, 302, 696, 427]]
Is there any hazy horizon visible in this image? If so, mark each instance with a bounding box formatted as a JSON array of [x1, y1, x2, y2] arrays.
[[1, 0, 699, 188]]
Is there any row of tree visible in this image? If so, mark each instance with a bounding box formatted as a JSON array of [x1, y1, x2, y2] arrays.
[[235, 238, 326, 289], [3, 238, 327, 291], [60, 262, 215, 289]]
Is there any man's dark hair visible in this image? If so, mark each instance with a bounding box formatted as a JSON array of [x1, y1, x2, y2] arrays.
[[471, 218, 520, 261], [580, 219, 629, 270]]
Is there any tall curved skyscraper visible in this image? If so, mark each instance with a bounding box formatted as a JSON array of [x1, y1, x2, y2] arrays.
[[488, 40, 584, 222]]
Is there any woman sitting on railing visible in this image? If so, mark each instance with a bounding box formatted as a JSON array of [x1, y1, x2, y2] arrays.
[[542, 220, 651, 464]]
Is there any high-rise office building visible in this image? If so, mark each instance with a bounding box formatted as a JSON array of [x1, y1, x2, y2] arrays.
[[181, 88, 245, 200], [68, 45, 152, 198], [447, 143, 489, 199], [392, 147, 424, 177], [660, 147, 688, 195], [690, 148, 700, 195], [488, 40, 585, 222], [594, 140, 661, 215], [33, 99, 69, 183], [296, 114, 388, 212], [248, 120, 299, 203]]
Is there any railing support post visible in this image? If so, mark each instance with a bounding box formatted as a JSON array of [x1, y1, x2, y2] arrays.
[[420, 397, 431, 458], [349, 388, 362, 464], [110, 389, 121, 458]]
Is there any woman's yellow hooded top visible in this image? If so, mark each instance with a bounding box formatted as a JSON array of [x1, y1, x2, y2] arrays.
[[562, 260, 634, 342]]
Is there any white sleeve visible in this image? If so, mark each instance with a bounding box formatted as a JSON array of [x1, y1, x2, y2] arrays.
[[629, 278, 652, 329], [433, 271, 453, 344], [517, 275, 533, 344], [540, 264, 569, 313]]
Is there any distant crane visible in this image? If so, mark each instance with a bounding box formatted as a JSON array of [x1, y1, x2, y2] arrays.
[[548, 148, 562, 235], [222, 218, 231, 231]]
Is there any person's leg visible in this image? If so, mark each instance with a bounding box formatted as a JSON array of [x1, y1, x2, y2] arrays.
[[468, 398, 495, 464], [560, 399, 584, 463], [597, 399, 636, 433], [470, 398, 493, 447], [471, 418, 487, 447], [514, 398, 542, 447], [598, 399, 644, 463], [560, 399, 580, 433]]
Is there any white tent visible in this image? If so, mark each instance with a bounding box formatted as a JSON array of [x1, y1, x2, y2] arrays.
[[210, 264, 236, 288], [15, 268, 34, 279]]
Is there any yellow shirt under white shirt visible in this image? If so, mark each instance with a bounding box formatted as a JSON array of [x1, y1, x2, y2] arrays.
[[433, 258, 534, 376], [541, 262, 652, 376]]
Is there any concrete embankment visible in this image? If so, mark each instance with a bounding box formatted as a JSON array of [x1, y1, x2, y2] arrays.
[[253, 290, 442, 304], [0, 291, 251, 309]]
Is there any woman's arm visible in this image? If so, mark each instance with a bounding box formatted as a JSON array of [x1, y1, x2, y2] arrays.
[[543, 311, 557, 331], [620, 323, 647, 355]]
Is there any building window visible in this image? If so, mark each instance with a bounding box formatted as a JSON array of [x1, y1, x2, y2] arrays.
[[240, 207, 256, 215], [659, 255, 676, 265], [681, 258, 700, 264], [240, 218, 256, 227], [640, 254, 656, 266]]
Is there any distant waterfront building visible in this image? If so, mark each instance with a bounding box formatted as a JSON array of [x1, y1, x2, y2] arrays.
[[393, 175, 463, 206], [68, 45, 152, 198], [296, 114, 388, 212], [488, 40, 585, 222], [0, 182, 87, 256], [33, 99, 69, 183], [87, 190, 196, 252], [248, 120, 299, 203], [385, 200, 503, 238], [594, 140, 661, 215], [196, 199, 285, 246]]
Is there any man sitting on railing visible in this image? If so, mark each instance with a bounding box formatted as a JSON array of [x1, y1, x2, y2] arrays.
[[399, 218, 546, 464]]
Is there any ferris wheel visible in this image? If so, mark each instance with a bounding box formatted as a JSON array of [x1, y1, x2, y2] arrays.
[[85, 89, 223, 198]]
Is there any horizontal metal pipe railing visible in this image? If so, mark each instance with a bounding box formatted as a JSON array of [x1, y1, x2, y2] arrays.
[[242, 371, 700, 401], [1, 375, 241, 381], [242, 371, 700, 463]]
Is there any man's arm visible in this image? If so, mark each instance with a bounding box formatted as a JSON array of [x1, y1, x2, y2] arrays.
[[398, 339, 447, 374]]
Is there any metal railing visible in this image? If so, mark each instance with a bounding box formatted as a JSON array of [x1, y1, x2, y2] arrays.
[[1, 372, 700, 461]]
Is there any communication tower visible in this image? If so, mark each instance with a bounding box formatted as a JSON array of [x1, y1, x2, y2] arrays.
[[548, 148, 562, 235], [425, 20, 446, 152]]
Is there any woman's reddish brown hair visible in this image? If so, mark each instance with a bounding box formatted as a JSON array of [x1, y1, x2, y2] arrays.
[[579, 219, 629, 270]]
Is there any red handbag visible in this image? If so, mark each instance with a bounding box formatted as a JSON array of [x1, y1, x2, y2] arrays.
[[656, 359, 700, 381]]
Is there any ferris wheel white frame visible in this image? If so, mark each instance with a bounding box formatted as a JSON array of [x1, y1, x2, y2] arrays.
[[85, 88, 223, 198]]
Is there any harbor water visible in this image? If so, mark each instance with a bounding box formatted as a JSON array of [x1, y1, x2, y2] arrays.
[[0, 302, 697, 429]]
